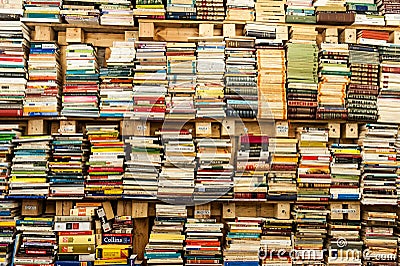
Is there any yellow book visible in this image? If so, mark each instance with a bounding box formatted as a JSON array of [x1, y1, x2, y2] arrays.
[[150, 234, 185, 241], [94, 259, 127, 265]]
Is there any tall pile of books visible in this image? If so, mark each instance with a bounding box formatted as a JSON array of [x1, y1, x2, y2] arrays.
[[99, 1, 134, 26], [184, 218, 224, 265], [352, 0, 384, 25], [224, 37, 257, 118], [62, 44, 99, 117], [247, 24, 286, 120], [24, 42, 61, 117], [99, 41, 135, 118], [197, 0, 224, 20], [9, 135, 52, 199], [195, 39, 226, 119], [22, 0, 62, 22], [226, 0, 255, 21], [0, 125, 21, 197], [296, 127, 331, 202], [268, 138, 298, 201], [223, 217, 262, 266], [166, 0, 196, 19], [293, 204, 329, 265], [145, 204, 186, 265], [326, 204, 363, 265], [234, 135, 269, 200], [123, 136, 162, 199], [166, 42, 196, 120], [0, 21, 28, 117], [255, 0, 285, 22], [285, 0, 316, 23], [158, 129, 196, 204], [316, 43, 350, 120], [133, 41, 167, 120], [359, 123, 398, 205], [49, 133, 88, 199], [286, 27, 318, 119], [379, 0, 400, 25], [377, 44, 400, 123], [14, 217, 57, 266], [54, 205, 96, 266], [261, 218, 293, 266], [133, 0, 165, 19], [362, 211, 398, 265], [195, 138, 233, 202], [347, 44, 379, 122], [0, 201, 20, 265], [86, 125, 124, 198], [61, 0, 100, 25], [330, 144, 362, 201]]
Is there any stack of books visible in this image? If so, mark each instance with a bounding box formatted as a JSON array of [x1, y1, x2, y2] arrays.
[[316, 43, 350, 120], [195, 39, 226, 119], [96, 216, 133, 266], [22, 0, 62, 22], [296, 127, 331, 202], [286, 27, 318, 119], [49, 133, 88, 199], [0, 125, 21, 197], [293, 204, 329, 265], [62, 44, 99, 118], [0, 201, 20, 265], [255, 0, 285, 22], [166, 42, 197, 120], [285, 0, 316, 23], [226, 0, 255, 21], [195, 138, 233, 202], [55, 205, 96, 266], [86, 125, 124, 198], [0, 0, 23, 19], [14, 217, 57, 266], [347, 44, 379, 122], [313, 0, 354, 24], [184, 218, 224, 265], [123, 136, 162, 199], [133, 41, 167, 121], [268, 138, 298, 201], [326, 206, 363, 265], [99, 41, 135, 118], [261, 218, 293, 266], [351, 0, 384, 25], [357, 30, 389, 45], [9, 135, 52, 199], [158, 129, 196, 204], [223, 217, 262, 266], [330, 144, 362, 201], [0, 21, 28, 117], [24, 41, 61, 117], [133, 0, 165, 19], [196, 0, 224, 20], [224, 37, 257, 118], [379, 0, 400, 25], [396, 130, 400, 205], [167, 0, 196, 19], [61, 0, 100, 25], [377, 44, 400, 123], [235, 135, 269, 200], [247, 25, 286, 120], [362, 211, 398, 265], [145, 204, 186, 265], [359, 123, 398, 205], [99, 1, 134, 26]]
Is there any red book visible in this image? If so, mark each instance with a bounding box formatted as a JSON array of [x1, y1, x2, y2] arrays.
[[0, 109, 22, 117], [58, 231, 93, 236]]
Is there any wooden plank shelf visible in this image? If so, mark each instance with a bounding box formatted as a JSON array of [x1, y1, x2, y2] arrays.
[[24, 22, 137, 33]]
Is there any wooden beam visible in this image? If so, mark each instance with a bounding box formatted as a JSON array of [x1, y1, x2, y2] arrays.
[[27, 119, 45, 135], [139, 22, 154, 39], [133, 218, 149, 260], [66, 28, 84, 43], [34, 26, 55, 41]]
